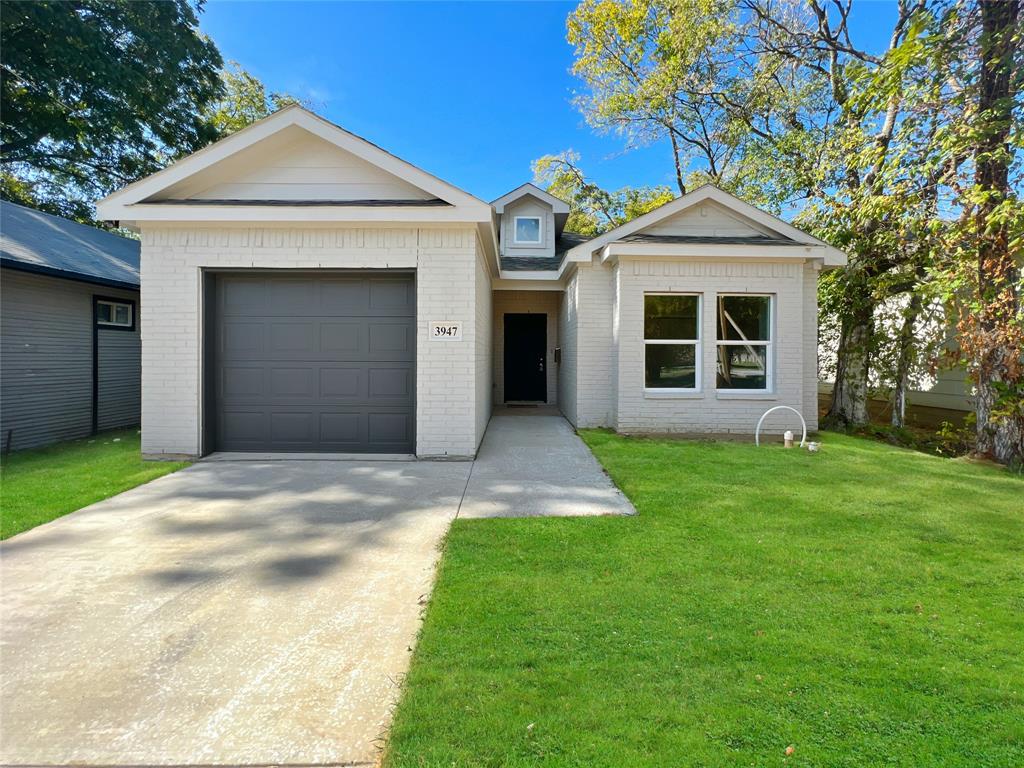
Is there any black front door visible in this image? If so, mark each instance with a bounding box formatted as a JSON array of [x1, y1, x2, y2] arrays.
[[504, 313, 547, 402]]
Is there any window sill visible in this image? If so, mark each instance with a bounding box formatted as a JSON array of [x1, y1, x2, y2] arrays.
[[716, 392, 777, 400], [643, 390, 704, 400]]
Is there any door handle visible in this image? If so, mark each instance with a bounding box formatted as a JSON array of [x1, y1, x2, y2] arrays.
[[539, 357, 545, 373]]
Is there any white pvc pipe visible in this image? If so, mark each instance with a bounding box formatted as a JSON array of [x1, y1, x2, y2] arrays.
[[755, 405, 807, 448]]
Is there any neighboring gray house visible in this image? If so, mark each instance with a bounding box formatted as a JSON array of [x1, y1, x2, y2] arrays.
[[97, 106, 846, 460], [1, 202, 141, 451]]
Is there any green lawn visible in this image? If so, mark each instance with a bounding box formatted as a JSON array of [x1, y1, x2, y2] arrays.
[[385, 432, 1024, 767], [0, 429, 189, 539]]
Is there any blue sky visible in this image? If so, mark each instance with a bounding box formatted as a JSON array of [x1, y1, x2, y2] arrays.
[[200, 1, 898, 202]]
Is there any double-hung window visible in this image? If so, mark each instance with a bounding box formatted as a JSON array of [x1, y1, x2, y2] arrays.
[[716, 294, 772, 391], [644, 294, 701, 391]]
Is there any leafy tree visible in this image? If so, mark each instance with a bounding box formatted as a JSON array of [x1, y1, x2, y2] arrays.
[[0, 0, 223, 224], [0, 0, 223, 225], [935, 0, 1023, 464], [204, 61, 308, 137], [566, 0, 971, 433], [532, 151, 674, 234]]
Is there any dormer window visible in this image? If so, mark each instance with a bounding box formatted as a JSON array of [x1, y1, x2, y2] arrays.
[[514, 216, 542, 244]]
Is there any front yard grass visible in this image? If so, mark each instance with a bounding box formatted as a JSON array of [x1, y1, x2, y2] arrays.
[[0, 429, 189, 539], [385, 431, 1023, 767]]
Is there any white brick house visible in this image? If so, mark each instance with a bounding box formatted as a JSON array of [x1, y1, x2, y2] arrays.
[[98, 106, 845, 460]]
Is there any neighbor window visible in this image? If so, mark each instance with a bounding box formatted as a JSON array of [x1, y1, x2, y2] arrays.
[[514, 216, 542, 244], [96, 299, 133, 328], [644, 294, 701, 391], [716, 294, 772, 391]]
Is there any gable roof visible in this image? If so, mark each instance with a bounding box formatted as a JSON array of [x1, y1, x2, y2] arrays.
[[491, 183, 570, 214], [1, 202, 139, 290], [564, 185, 847, 267], [96, 105, 493, 224]]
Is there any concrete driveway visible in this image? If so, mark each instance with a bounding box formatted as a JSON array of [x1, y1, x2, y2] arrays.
[[0, 459, 470, 766]]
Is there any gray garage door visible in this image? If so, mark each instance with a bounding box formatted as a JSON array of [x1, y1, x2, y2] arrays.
[[212, 272, 415, 453]]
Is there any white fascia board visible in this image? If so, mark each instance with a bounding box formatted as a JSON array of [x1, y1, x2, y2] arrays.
[[491, 182, 570, 214], [497, 269, 565, 282], [476, 222, 499, 277], [564, 184, 848, 265], [97, 105, 492, 221], [494, 276, 565, 290], [602, 242, 833, 261], [98, 203, 492, 225]]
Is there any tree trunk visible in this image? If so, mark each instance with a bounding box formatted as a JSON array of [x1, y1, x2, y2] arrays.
[[825, 288, 874, 429], [973, 0, 1022, 464], [891, 293, 922, 429]]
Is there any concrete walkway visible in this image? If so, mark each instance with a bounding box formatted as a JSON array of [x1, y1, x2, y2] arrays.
[[0, 409, 630, 766], [459, 407, 636, 518], [0, 460, 470, 767]]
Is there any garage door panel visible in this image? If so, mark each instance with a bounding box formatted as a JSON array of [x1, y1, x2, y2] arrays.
[[268, 279, 318, 313], [369, 279, 415, 314], [269, 367, 316, 398], [222, 367, 265, 397], [270, 412, 315, 443], [269, 323, 315, 354], [320, 322, 363, 353], [320, 412, 361, 444], [368, 412, 413, 445], [222, 280, 267, 315], [222, 322, 264, 355], [368, 322, 413, 354], [219, 410, 267, 444], [320, 279, 370, 314], [368, 367, 412, 399], [320, 368, 364, 399], [213, 273, 415, 453]]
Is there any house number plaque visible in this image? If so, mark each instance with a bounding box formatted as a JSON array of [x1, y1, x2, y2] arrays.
[[429, 321, 463, 341]]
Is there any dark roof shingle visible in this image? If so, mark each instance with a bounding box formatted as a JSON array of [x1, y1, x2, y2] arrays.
[[499, 232, 594, 272], [620, 233, 794, 245], [1, 202, 140, 289]]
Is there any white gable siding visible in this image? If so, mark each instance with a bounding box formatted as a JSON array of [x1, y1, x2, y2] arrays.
[[638, 201, 778, 238], [155, 128, 434, 202], [138, 225, 486, 459], [500, 196, 555, 258]]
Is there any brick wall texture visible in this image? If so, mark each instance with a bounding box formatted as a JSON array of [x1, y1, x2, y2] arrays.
[[138, 225, 490, 459]]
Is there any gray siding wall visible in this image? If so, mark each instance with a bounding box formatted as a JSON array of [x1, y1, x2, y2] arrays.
[[500, 197, 556, 259], [1, 268, 139, 451], [97, 323, 142, 431]]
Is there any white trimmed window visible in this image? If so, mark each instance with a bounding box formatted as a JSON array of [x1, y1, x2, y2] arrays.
[[513, 216, 542, 244], [97, 299, 133, 328], [716, 294, 772, 391], [644, 293, 701, 391]]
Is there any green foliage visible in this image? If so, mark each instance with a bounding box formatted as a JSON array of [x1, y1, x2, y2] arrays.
[[386, 430, 1024, 766], [533, 150, 673, 234], [204, 61, 308, 137], [0, 0, 223, 225], [562, 0, 1020, 452]]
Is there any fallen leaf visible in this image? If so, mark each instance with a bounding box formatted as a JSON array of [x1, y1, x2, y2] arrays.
[[785, 745, 795, 756]]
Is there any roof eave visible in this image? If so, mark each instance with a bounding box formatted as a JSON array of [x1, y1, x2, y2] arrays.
[[601, 242, 841, 263], [97, 202, 493, 225]]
